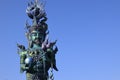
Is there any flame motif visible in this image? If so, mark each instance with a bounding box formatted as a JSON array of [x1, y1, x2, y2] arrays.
[[26, 0, 46, 20]]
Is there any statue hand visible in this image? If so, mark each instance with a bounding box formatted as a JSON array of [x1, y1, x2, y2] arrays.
[[25, 66, 30, 70], [20, 64, 31, 71]]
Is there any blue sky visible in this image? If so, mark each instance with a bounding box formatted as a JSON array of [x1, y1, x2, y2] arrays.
[[0, 0, 120, 80]]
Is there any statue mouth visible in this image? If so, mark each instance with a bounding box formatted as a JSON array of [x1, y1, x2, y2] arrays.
[[34, 38, 42, 44], [35, 39, 40, 43]]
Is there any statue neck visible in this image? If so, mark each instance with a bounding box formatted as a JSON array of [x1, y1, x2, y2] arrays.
[[32, 44, 41, 49]]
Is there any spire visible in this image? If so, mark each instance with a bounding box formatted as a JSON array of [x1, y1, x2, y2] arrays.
[[35, 0, 38, 3]]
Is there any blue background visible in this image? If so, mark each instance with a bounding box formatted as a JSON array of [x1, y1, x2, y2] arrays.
[[0, 0, 120, 80]]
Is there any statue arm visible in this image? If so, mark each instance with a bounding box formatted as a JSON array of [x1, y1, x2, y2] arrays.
[[20, 52, 27, 73], [46, 48, 58, 71]]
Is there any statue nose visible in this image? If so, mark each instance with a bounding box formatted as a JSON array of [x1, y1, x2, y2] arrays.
[[36, 34, 39, 38]]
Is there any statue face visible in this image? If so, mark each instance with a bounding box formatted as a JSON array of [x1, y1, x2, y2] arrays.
[[30, 30, 44, 45]]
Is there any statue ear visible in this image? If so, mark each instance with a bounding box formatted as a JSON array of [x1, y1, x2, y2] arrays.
[[28, 34, 31, 40], [29, 41, 33, 48], [25, 32, 30, 40]]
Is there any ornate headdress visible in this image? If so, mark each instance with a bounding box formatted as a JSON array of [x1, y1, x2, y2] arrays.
[[25, 0, 48, 40]]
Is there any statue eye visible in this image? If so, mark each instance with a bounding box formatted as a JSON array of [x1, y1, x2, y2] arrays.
[[32, 33, 37, 36]]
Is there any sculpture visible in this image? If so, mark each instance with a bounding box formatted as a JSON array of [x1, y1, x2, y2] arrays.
[[17, 0, 58, 80]]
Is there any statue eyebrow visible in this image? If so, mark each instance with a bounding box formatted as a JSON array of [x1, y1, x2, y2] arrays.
[[31, 32, 37, 34]]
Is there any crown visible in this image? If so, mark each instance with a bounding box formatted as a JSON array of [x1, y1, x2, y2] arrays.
[[25, 0, 48, 40], [26, 0, 48, 42]]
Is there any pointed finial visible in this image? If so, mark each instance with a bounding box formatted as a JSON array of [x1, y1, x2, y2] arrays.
[[35, 0, 38, 3]]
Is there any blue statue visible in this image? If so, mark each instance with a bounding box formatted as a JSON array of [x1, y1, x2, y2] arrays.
[[17, 0, 58, 80]]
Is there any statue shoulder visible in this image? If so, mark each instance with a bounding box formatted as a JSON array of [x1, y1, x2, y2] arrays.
[[19, 51, 27, 56], [17, 43, 27, 56]]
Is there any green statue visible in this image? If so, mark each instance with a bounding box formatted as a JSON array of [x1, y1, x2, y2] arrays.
[[17, 0, 58, 80]]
